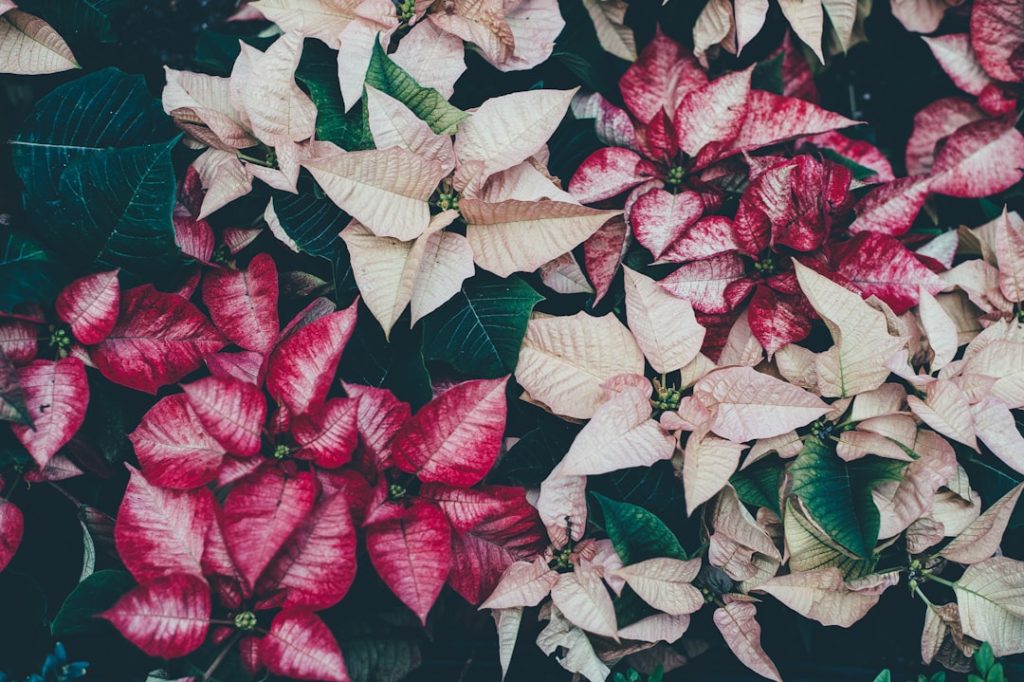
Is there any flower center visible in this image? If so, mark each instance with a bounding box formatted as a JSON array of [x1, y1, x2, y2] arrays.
[[234, 610, 258, 631], [665, 165, 685, 188], [272, 444, 291, 460], [809, 417, 834, 440], [49, 326, 72, 358], [652, 385, 682, 412], [549, 545, 574, 572], [753, 254, 776, 276], [435, 191, 460, 213], [397, 0, 416, 22], [388, 483, 407, 500]]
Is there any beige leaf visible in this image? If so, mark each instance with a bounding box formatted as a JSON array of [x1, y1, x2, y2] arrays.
[[995, 207, 1024, 304], [955, 557, 1024, 656], [612, 558, 704, 615], [693, 0, 733, 66], [940, 483, 1024, 564], [249, 0, 360, 47], [694, 365, 830, 442], [501, 0, 565, 71], [365, 86, 456, 173], [971, 399, 1024, 475], [784, 499, 874, 578], [192, 149, 253, 220], [408, 224, 475, 325], [303, 141, 446, 240], [921, 602, 978, 667], [537, 465, 588, 546], [163, 67, 256, 150], [774, 343, 818, 390], [453, 88, 577, 190], [917, 287, 959, 370], [836, 429, 914, 462], [777, 0, 825, 62], [712, 486, 782, 561], [794, 260, 906, 398], [821, 0, 858, 52], [560, 386, 675, 476], [540, 253, 594, 295], [617, 613, 690, 643], [744, 431, 803, 468], [236, 33, 317, 147], [874, 430, 957, 538], [849, 383, 907, 422], [536, 606, 611, 682], [391, 21, 467, 99], [713, 602, 782, 682], [683, 429, 746, 515], [908, 380, 977, 449], [492, 607, 523, 680], [550, 567, 619, 639], [906, 517, 946, 555], [623, 267, 705, 374], [463, 199, 619, 277], [734, 0, 770, 53], [481, 558, 560, 609], [929, 490, 982, 538], [719, 310, 764, 368], [580, 0, 636, 61], [337, 5, 397, 110], [516, 311, 645, 419], [428, 0, 515, 68], [0, 10, 78, 75], [756, 568, 896, 627]]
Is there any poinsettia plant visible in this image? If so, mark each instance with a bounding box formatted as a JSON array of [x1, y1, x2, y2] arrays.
[[1, 0, 1024, 680]]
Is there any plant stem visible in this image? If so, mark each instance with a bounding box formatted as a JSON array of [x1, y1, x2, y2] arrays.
[[202, 632, 241, 681], [3, 474, 22, 501], [922, 572, 958, 590], [912, 583, 935, 608], [236, 151, 273, 168]]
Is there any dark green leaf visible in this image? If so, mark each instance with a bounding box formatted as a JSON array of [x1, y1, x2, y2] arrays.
[[493, 419, 579, 487], [731, 457, 783, 516], [335, 618, 422, 682], [553, 0, 629, 102], [818, 147, 880, 181], [52, 570, 134, 638], [0, 225, 60, 312], [296, 40, 375, 150], [365, 41, 469, 135], [17, 0, 124, 43], [590, 461, 686, 520], [0, 351, 30, 425], [421, 273, 543, 378], [789, 437, 905, 558], [270, 190, 348, 259], [975, 643, 996, 677], [872, 670, 892, 682], [12, 68, 177, 201], [340, 309, 432, 409], [752, 52, 785, 95], [591, 492, 688, 564]]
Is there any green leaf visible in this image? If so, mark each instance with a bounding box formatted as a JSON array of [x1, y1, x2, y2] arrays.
[[789, 437, 905, 558], [270, 190, 348, 259], [731, 457, 783, 516], [37, 139, 186, 283], [0, 351, 30, 425], [421, 273, 543, 378], [817, 147, 880, 181], [975, 642, 996, 676], [591, 461, 686, 519], [364, 41, 469, 135], [0, 225, 60, 312], [872, 670, 892, 682], [335, 618, 422, 682], [591, 492, 688, 564], [752, 52, 785, 95], [194, 29, 276, 76], [17, 0, 124, 43], [493, 418, 580, 487], [12, 68, 177, 201], [340, 310, 432, 409], [553, 0, 629, 102], [296, 41, 375, 151], [52, 570, 134, 638]]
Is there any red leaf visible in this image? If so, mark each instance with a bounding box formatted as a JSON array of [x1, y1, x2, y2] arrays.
[[0, 499, 23, 573], [631, 189, 706, 259], [568, 147, 659, 205], [262, 609, 349, 682], [54, 271, 120, 345], [390, 377, 508, 487], [292, 398, 358, 468], [803, 131, 894, 182], [673, 67, 752, 158], [100, 573, 211, 659], [266, 301, 358, 416], [115, 466, 214, 582], [257, 491, 357, 610], [905, 98, 985, 175], [848, 175, 933, 237], [221, 463, 317, 589], [173, 212, 215, 263], [10, 358, 88, 468], [423, 484, 547, 604], [0, 320, 38, 365], [929, 118, 1024, 198], [747, 286, 814, 356], [718, 90, 860, 160], [205, 350, 263, 385], [366, 498, 451, 624], [182, 376, 267, 457], [835, 233, 945, 314], [970, 0, 1024, 83], [583, 216, 629, 304], [91, 285, 226, 393], [620, 29, 706, 124], [343, 383, 411, 471], [660, 216, 738, 263], [202, 253, 280, 354], [130, 394, 226, 489], [659, 254, 750, 314]]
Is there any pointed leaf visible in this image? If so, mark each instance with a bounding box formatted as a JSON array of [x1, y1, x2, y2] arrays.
[[550, 568, 618, 638], [683, 429, 746, 515], [713, 602, 782, 682], [263, 608, 350, 682], [612, 558, 704, 615], [940, 483, 1024, 564], [756, 568, 896, 627], [0, 499, 23, 573], [929, 119, 1024, 198], [130, 394, 226, 489], [201, 254, 279, 354], [100, 574, 210, 659], [55, 271, 120, 345], [0, 10, 77, 75], [10, 357, 88, 468], [182, 376, 267, 457], [955, 557, 1024, 656]]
